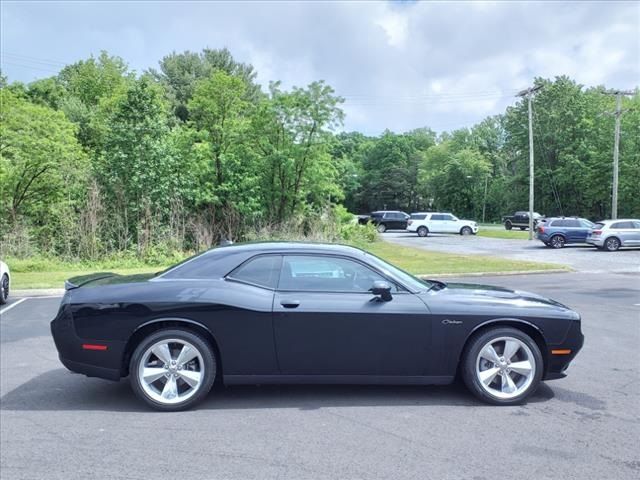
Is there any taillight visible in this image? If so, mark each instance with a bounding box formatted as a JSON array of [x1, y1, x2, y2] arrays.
[[537, 226, 544, 234], [592, 230, 602, 236]]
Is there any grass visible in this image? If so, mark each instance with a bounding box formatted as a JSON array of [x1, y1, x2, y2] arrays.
[[7, 241, 564, 290], [364, 242, 564, 276], [476, 229, 530, 240]]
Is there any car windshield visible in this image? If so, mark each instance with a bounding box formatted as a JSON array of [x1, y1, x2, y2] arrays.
[[361, 251, 433, 292]]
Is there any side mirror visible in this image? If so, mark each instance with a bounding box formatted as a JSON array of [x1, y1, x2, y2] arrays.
[[370, 280, 393, 302]]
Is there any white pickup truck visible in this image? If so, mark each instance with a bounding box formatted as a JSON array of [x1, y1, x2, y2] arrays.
[[407, 212, 479, 237]]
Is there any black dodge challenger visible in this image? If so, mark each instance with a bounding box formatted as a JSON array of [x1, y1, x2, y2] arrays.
[[51, 242, 584, 411]]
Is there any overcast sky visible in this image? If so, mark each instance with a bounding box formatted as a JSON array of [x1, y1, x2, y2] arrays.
[[2, 1, 638, 135]]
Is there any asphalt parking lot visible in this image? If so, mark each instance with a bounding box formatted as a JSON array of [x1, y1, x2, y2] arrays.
[[1, 271, 639, 480], [383, 231, 640, 273]]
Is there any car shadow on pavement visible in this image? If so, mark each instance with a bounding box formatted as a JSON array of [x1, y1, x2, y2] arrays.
[[1, 368, 556, 412]]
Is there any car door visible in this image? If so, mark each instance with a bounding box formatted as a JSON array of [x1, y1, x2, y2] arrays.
[[442, 214, 457, 233], [273, 254, 431, 376], [429, 214, 444, 233], [631, 222, 640, 245]]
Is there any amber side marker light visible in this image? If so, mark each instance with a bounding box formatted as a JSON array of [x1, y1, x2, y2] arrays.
[[82, 344, 108, 351], [551, 349, 572, 355]]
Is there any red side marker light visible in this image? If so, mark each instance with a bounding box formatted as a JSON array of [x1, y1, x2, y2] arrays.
[[82, 344, 108, 351]]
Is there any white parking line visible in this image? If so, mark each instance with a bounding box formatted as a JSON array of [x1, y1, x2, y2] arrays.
[[0, 298, 28, 315]]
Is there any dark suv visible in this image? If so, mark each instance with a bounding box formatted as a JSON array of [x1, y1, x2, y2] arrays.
[[360, 211, 410, 233], [535, 217, 595, 248]]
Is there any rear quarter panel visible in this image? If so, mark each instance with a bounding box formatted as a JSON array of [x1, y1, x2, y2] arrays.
[[68, 279, 278, 376]]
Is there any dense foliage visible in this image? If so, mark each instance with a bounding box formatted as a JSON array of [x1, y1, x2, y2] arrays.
[[1, 50, 638, 261]]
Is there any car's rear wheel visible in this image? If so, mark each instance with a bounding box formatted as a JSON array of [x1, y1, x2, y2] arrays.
[[130, 329, 216, 411], [417, 226, 428, 237], [462, 327, 543, 405], [376, 223, 387, 233], [460, 226, 472, 236], [505, 221, 512, 230], [0, 274, 8, 305], [550, 235, 565, 249], [604, 237, 621, 251], [519, 226, 526, 231]]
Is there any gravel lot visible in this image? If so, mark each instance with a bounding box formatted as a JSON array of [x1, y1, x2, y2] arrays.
[[1, 271, 639, 480], [383, 231, 640, 273]]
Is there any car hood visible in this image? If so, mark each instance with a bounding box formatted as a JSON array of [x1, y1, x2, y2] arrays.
[[422, 281, 578, 318]]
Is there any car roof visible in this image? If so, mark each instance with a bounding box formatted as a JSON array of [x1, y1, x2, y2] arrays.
[[598, 219, 640, 224], [206, 241, 367, 256]]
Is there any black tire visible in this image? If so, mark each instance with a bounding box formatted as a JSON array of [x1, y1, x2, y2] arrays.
[[0, 274, 8, 305], [130, 328, 217, 411], [376, 223, 387, 233], [460, 226, 472, 236], [461, 327, 543, 406], [549, 235, 565, 249], [519, 226, 526, 231], [417, 226, 428, 237], [505, 221, 512, 230], [604, 236, 621, 252]]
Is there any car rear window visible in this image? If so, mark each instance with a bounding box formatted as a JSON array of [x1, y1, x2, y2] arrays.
[[594, 223, 605, 229], [410, 214, 427, 220]]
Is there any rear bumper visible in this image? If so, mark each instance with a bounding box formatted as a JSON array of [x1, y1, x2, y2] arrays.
[[586, 237, 604, 246], [51, 306, 125, 381]]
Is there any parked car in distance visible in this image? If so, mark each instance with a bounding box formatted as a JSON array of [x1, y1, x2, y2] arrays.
[[407, 212, 478, 237], [358, 210, 410, 233], [586, 219, 640, 251], [50, 242, 583, 411], [535, 217, 595, 248], [502, 211, 543, 230], [0, 260, 10, 305]]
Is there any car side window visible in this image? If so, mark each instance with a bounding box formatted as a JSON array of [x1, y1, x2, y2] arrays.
[[612, 222, 629, 229], [580, 219, 594, 228], [442, 214, 454, 221], [566, 220, 580, 227], [278, 255, 394, 293], [431, 214, 443, 221], [227, 255, 282, 289], [633, 221, 640, 229]]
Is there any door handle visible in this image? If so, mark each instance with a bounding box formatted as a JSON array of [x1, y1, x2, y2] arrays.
[[280, 299, 300, 309]]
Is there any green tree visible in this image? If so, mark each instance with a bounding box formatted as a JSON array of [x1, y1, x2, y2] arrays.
[[0, 89, 86, 238], [152, 48, 261, 121]]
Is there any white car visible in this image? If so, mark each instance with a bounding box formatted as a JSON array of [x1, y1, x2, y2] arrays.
[[407, 212, 479, 237], [0, 260, 10, 304]]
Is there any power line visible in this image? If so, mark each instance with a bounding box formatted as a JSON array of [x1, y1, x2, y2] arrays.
[[1, 51, 68, 67]]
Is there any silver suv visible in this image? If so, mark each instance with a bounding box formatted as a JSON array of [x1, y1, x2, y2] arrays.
[[586, 219, 640, 251]]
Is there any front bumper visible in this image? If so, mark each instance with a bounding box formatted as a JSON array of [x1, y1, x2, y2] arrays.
[[544, 319, 584, 380]]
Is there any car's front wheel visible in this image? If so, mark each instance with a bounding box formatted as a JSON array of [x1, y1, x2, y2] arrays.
[[376, 223, 387, 233], [130, 329, 216, 411], [460, 226, 472, 236], [504, 221, 512, 230], [604, 237, 621, 251], [462, 327, 543, 405], [417, 226, 428, 237], [0, 274, 8, 305]]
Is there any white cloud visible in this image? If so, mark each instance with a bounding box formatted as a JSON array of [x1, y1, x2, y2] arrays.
[[2, 0, 638, 134]]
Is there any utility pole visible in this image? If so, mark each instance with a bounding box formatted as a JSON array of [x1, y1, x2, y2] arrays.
[[516, 85, 543, 240], [603, 89, 634, 219]]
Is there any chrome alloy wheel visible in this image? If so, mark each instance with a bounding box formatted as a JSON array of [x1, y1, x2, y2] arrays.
[[475, 336, 536, 400], [138, 339, 205, 405]]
